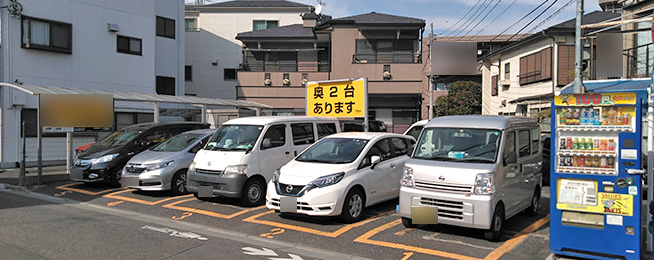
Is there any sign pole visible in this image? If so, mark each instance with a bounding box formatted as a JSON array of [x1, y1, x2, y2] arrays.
[[363, 78, 368, 132], [37, 94, 42, 186], [648, 10, 654, 250]]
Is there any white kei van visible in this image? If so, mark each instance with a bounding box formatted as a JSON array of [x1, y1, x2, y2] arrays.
[[186, 116, 340, 206], [399, 115, 542, 241]]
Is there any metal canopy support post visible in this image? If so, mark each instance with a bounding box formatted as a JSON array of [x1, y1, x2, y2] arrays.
[[201, 105, 207, 123], [148, 102, 160, 123], [37, 94, 42, 185], [255, 108, 261, 116], [66, 132, 73, 175]]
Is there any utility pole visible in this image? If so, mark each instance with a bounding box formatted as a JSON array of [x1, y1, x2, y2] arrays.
[[573, 0, 584, 93], [429, 23, 434, 119]]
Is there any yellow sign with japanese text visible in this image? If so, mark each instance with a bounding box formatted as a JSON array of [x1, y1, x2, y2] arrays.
[[306, 78, 366, 117], [555, 92, 637, 106], [557, 192, 634, 216]]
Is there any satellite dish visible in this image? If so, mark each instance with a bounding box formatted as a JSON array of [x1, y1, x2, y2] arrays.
[[314, 0, 325, 15]]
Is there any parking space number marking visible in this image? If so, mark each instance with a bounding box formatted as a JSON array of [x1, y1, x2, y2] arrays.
[[400, 252, 414, 260], [54, 190, 72, 197], [260, 227, 285, 239], [172, 212, 193, 220], [107, 201, 124, 207]]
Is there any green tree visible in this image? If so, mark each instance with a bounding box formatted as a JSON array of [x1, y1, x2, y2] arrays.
[[433, 81, 481, 117]]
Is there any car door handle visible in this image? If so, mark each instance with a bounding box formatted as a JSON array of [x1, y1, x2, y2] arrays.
[[127, 152, 134, 156], [285, 151, 290, 155], [294, 151, 297, 156], [390, 163, 397, 168]]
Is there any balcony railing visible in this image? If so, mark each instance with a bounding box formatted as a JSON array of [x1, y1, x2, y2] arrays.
[[239, 61, 330, 72], [352, 53, 422, 64], [625, 43, 653, 78], [185, 27, 200, 32]]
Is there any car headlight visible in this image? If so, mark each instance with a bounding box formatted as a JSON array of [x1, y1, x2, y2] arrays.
[[401, 167, 414, 187], [189, 161, 196, 171], [307, 172, 344, 189], [474, 173, 494, 195], [272, 169, 280, 183], [143, 160, 174, 171], [224, 165, 248, 175], [91, 154, 118, 164]]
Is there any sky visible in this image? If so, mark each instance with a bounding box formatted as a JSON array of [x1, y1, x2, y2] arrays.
[[187, 0, 603, 37]]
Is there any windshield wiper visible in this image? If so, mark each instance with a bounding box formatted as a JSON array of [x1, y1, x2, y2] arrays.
[[417, 157, 457, 162], [296, 159, 333, 163], [459, 158, 493, 163]]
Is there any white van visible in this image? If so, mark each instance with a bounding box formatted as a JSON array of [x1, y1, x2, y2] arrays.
[[403, 119, 429, 140], [186, 116, 340, 206], [399, 115, 542, 241]]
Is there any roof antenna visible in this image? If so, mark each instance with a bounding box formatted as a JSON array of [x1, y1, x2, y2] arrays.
[[314, 0, 325, 15]]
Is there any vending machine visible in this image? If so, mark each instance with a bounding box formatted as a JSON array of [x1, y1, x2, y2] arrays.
[[550, 92, 645, 259]]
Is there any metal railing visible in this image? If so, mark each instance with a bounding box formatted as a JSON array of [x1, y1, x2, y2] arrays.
[[239, 61, 330, 72], [625, 43, 652, 78], [352, 53, 422, 64], [185, 27, 200, 32]]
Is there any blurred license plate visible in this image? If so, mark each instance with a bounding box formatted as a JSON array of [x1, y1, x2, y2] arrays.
[[280, 196, 297, 212]]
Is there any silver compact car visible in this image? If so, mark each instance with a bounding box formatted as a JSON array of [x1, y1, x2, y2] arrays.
[[121, 129, 215, 195]]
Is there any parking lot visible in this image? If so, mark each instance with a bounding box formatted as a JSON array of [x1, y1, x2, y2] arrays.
[[27, 180, 553, 260]]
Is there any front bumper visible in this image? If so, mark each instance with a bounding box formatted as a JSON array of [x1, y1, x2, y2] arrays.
[[70, 162, 115, 183], [186, 168, 247, 198], [399, 186, 493, 230], [265, 181, 344, 216], [121, 167, 174, 191]]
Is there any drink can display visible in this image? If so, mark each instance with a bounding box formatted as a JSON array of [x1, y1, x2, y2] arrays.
[[593, 157, 600, 167], [607, 157, 615, 168], [594, 138, 600, 150], [623, 112, 631, 125], [567, 137, 573, 149], [585, 156, 592, 167], [560, 138, 566, 150], [580, 138, 586, 150], [572, 156, 578, 167], [586, 138, 593, 150], [601, 139, 608, 151], [600, 157, 608, 168], [579, 156, 586, 167], [573, 138, 580, 150], [608, 139, 615, 151]]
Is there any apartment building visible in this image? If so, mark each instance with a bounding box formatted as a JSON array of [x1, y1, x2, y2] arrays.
[[236, 12, 426, 133], [0, 0, 185, 168]]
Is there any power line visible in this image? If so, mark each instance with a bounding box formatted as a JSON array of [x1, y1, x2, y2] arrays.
[[446, 0, 498, 37], [526, 0, 576, 34], [437, 0, 484, 35], [441, 0, 471, 27], [488, 0, 551, 43], [455, 0, 504, 40], [466, 0, 518, 39], [443, 0, 494, 37], [504, 0, 559, 43]]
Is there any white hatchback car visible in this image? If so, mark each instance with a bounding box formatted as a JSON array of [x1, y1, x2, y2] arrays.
[[266, 132, 415, 222]]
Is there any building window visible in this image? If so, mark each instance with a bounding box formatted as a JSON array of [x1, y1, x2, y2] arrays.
[[185, 18, 198, 32], [156, 16, 175, 39], [117, 35, 142, 55], [491, 75, 498, 96], [253, 20, 278, 31], [156, 76, 175, 95], [185, 66, 192, 81], [354, 38, 418, 63], [21, 16, 72, 53], [519, 47, 552, 85], [224, 69, 237, 80], [504, 63, 510, 79]]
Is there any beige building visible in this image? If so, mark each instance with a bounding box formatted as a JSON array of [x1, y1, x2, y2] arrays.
[[479, 11, 620, 118], [235, 12, 426, 133]]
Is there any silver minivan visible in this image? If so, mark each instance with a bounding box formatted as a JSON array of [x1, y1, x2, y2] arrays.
[[398, 115, 542, 241]]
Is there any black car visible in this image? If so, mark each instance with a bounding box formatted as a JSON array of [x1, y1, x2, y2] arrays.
[[340, 120, 387, 132], [541, 134, 551, 186], [71, 122, 210, 186]]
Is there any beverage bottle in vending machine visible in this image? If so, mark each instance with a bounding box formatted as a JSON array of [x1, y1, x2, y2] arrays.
[[601, 139, 608, 151], [572, 156, 579, 167], [587, 108, 595, 125], [600, 157, 608, 168], [560, 138, 566, 150], [580, 138, 586, 150], [608, 139, 615, 151], [608, 107, 616, 125], [567, 137, 573, 150], [580, 108, 588, 125], [559, 109, 567, 125], [573, 108, 581, 125], [573, 138, 580, 150], [594, 108, 601, 125], [594, 138, 600, 150], [587, 138, 593, 150], [579, 156, 586, 167], [615, 108, 623, 126], [623, 111, 631, 125], [607, 157, 615, 168]]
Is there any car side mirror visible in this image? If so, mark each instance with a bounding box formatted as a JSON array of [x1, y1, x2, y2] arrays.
[[261, 138, 272, 149], [504, 151, 517, 165], [370, 155, 381, 169]]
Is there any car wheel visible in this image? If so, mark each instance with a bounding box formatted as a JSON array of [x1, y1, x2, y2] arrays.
[[526, 187, 540, 217], [484, 204, 505, 242], [341, 188, 364, 223], [401, 217, 417, 228], [171, 170, 188, 195], [240, 178, 265, 207], [109, 169, 121, 188]]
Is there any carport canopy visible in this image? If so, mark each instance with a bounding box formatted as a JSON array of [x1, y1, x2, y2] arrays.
[[1, 82, 272, 123]]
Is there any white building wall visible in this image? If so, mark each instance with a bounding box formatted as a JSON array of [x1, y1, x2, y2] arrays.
[[185, 10, 306, 99], [0, 0, 184, 168], [482, 38, 557, 116]]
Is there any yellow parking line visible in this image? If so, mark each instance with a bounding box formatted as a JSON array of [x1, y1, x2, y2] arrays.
[[353, 219, 480, 260], [483, 214, 550, 260], [162, 198, 266, 219], [56, 183, 126, 195], [242, 210, 384, 238], [102, 189, 193, 205], [353, 214, 550, 260]]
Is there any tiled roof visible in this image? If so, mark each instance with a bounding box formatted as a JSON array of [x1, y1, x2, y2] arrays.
[[200, 0, 312, 8], [332, 12, 424, 25], [236, 24, 315, 39]]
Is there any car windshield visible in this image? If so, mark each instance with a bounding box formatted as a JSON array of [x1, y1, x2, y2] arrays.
[[413, 128, 501, 163], [204, 125, 263, 151], [296, 138, 368, 164], [96, 130, 139, 147], [150, 133, 203, 152]]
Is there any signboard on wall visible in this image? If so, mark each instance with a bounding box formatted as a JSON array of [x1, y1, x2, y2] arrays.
[[306, 78, 367, 117], [431, 41, 478, 75], [40, 94, 113, 132]]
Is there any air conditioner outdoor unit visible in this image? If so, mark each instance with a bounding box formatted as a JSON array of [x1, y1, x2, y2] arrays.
[[499, 79, 510, 86]]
